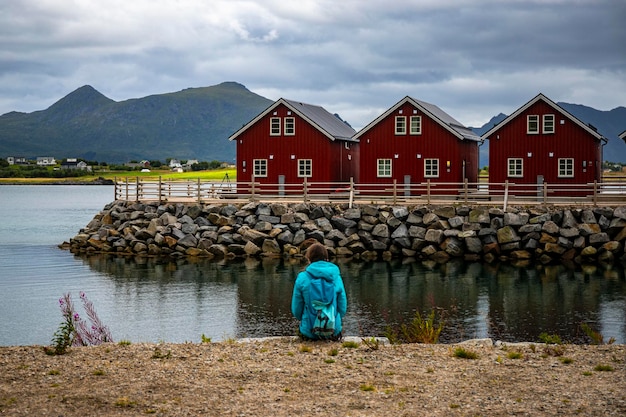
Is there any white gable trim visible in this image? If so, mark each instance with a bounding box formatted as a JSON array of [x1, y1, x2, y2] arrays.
[[482, 93, 605, 142]]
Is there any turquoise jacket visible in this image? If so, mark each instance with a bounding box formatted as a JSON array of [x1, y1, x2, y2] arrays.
[[291, 260, 348, 339]]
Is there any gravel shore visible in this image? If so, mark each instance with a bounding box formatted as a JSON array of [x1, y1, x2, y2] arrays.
[[1, 338, 624, 416]]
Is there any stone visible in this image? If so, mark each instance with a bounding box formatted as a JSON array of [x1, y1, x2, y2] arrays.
[[465, 237, 483, 253], [425, 229, 444, 244], [589, 233, 610, 245], [441, 237, 463, 257], [372, 223, 390, 238], [433, 206, 456, 219], [448, 216, 464, 229], [503, 212, 524, 226], [542, 221, 560, 235], [496, 226, 520, 244], [261, 239, 281, 254]]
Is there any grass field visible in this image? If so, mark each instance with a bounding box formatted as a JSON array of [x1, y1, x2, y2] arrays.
[[0, 168, 237, 184]]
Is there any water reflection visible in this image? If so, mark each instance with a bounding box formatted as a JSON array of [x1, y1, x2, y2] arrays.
[[77, 254, 626, 344]]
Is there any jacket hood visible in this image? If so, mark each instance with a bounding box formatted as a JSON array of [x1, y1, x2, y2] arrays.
[[305, 260, 339, 282]]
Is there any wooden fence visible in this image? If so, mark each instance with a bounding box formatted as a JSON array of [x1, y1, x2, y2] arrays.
[[113, 176, 626, 208]]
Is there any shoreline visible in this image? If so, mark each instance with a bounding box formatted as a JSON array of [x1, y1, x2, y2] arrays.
[[1, 337, 624, 416]]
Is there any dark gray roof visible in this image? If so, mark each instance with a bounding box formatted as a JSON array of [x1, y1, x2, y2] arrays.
[[282, 99, 356, 141], [353, 96, 480, 142], [229, 98, 356, 142]]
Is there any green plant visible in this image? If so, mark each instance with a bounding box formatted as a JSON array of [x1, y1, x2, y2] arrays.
[[328, 348, 339, 356], [360, 384, 375, 392], [201, 334, 212, 343], [342, 341, 359, 349], [538, 333, 562, 345], [507, 351, 523, 360], [594, 364, 614, 372], [559, 357, 574, 364], [299, 344, 312, 353], [361, 337, 381, 351], [151, 347, 171, 359], [385, 308, 444, 344], [44, 292, 113, 355], [580, 323, 615, 345], [452, 347, 479, 359], [118, 339, 131, 346]]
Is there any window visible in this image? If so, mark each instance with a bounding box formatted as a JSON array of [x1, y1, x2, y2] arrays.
[[527, 115, 539, 134], [377, 159, 392, 177], [410, 115, 422, 135], [270, 118, 281, 136], [424, 159, 439, 178], [558, 158, 574, 178], [543, 114, 555, 133], [284, 117, 295, 135], [507, 158, 523, 177], [253, 159, 267, 177], [298, 159, 312, 177], [395, 116, 406, 135]]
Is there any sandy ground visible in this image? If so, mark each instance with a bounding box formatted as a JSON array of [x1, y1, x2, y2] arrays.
[[1, 337, 624, 416]]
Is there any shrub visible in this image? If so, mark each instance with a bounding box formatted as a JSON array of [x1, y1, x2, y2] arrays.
[[385, 308, 444, 344], [452, 347, 479, 359], [44, 292, 113, 355]]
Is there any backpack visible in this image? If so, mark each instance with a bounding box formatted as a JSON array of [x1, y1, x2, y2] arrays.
[[306, 272, 337, 339]]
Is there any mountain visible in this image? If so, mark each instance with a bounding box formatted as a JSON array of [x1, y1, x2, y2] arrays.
[[0, 82, 273, 163], [473, 104, 626, 167]]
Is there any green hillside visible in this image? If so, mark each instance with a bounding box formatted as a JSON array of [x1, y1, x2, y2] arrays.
[[0, 82, 273, 163]]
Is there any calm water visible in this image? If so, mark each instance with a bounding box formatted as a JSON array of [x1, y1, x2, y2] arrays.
[[0, 185, 625, 346]]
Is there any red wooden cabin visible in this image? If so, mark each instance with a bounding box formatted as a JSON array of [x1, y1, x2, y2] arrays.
[[484, 93, 606, 197], [353, 96, 480, 196], [229, 98, 358, 194]]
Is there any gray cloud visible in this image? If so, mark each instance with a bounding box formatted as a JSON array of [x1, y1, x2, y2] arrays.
[[0, 0, 624, 129]]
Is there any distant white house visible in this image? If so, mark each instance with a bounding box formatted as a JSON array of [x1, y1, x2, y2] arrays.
[[169, 159, 183, 172], [61, 158, 92, 171], [183, 159, 199, 171], [6, 156, 27, 165], [36, 157, 57, 166]]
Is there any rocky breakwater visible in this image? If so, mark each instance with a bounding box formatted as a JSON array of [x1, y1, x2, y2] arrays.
[[64, 201, 626, 264]]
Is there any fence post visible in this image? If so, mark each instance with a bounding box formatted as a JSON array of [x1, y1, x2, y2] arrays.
[[349, 177, 354, 209], [543, 181, 548, 204], [504, 180, 509, 211], [593, 180, 598, 207], [464, 178, 468, 203], [158, 176, 162, 205], [392, 179, 397, 205], [114, 176, 118, 200], [427, 179, 431, 205], [251, 175, 256, 201], [125, 177, 129, 201], [135, 177, 140, 202], [303, 177, 309, 202]]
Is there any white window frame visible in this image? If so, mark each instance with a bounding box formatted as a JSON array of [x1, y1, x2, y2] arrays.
[[284, 117, 295, 136], [527, 115, 539, 134], [270, 117, 281, 136], [543, 114, 555, 134], [424, 158, 439, 178], [253, 159, 267, 177], [298, 159, 312, 178], [410, 115, 422, 135], [377, 159, 392, 177], [558, 158, 574, 178], [507, 158, 523, 177], [395, 116, 406, 135]]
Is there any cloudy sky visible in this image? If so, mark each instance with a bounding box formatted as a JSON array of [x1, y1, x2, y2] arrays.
[[1, 0, 624, 129]]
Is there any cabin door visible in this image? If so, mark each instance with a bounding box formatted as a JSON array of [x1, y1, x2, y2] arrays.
[[278, 175, 285, 196], [404, 175, 411, 196]]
